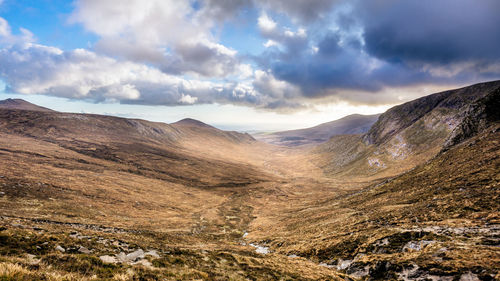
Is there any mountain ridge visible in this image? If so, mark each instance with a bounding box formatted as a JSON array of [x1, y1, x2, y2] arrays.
[[316, 79, 500, 179], [254, 113, 380, 146]]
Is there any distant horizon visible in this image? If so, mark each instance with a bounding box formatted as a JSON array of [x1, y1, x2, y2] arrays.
[[0, 91, 390, 132], [2, 79, 497, 132]]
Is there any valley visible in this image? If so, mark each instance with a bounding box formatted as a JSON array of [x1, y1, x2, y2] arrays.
[[0, 81, 499, 280]]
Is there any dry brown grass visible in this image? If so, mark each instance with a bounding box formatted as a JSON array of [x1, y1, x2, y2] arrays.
[[0, 107, 499, 280]]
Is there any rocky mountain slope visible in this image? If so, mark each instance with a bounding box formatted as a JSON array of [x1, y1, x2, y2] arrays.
[[315, 80, 500, 179], [254, 114, 380, 146]]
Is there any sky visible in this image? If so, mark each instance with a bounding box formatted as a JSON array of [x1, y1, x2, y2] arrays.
[[0, 0, 499, 131]]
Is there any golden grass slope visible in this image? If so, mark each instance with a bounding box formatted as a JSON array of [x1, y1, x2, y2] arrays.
[[0, 80, 499, 280]]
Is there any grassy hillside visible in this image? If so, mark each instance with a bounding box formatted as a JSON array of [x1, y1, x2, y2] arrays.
[[0, 81, 499, 280]]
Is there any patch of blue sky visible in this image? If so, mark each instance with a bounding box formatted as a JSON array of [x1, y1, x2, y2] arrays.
[[218, 8, 264, 56], [0, 0, 97, 50]]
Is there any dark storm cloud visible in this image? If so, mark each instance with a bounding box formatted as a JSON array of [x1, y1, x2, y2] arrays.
[[255, 0, 500, 103], [360, 0, 500, 65], [317, 32, 342, 56]]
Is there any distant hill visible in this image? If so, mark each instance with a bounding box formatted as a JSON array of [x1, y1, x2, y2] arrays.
[[0, 98, 54, 112], [172, 118, 255, 143], [172, 118, 214, 128], [0, 105, 260, 188], [254, 114, 380, 146]]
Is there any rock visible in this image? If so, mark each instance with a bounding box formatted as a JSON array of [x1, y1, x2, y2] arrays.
[[319, 262, 335, 268], [127, 249, 145, 261], [249, 243, 269, 254], [55, 245, 65, 253], [99, 255, 118, 264], [460, 272, 480, 281], [26, 254, 40, 264], [132, 259, 153, 268], [117, 249, 145, 262], [336, 259, 353, 270], [116, 252, 127, 262], [348, 265, 370, 278], [403, 240, 435, 251], [144, 250, 160, 258], [78, 246, 91, 254]]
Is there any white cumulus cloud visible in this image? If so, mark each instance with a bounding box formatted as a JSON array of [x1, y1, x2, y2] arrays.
[[69, 0, 243, 78]]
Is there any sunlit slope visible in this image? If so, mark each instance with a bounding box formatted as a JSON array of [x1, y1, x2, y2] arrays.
[[254, 114, 379, 146]]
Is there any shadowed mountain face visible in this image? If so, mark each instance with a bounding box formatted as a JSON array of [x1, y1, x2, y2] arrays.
[[364, 80, 500, 145], [0, 81, 499, 280], [254, 114, 380, 146]]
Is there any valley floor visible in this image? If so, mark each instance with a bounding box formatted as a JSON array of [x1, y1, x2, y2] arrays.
[[0, 119, 499, 280]]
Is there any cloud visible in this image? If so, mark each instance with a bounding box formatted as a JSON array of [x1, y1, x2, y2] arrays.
[[251, 0, 500, 103], [0, 42, 260, 105], [199, 0, 253, 23], [179, 94, 198, 104], [256, 0, 340, 23], [0, 17, 9, 37], [0, 17, 35, 46], [2, 0, 500, 111], [256, 14, 309, 60], [70, 0, 243, 78], [257, 13, 277, 34], [253, 70, 301, 100], [263, 39, 278, 48], [0, 37, 303, 109], [360, 0, 500, 66]]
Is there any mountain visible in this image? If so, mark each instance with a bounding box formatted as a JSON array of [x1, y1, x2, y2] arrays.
[[172, 117, 214, 128], [172, 117, 255, 144], [0, 106, 262, 188], [254, 114, 380, 146], [315, 80, 500, 179], [364, 80, 500, 146], [0, 98, 54, 112]]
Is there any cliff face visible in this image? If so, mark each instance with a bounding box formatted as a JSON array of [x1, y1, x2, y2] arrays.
[[443, 86, 500, 149]]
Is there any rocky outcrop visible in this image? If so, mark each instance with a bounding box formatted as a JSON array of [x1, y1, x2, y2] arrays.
[[364, 80, 500, 146], [443, 87, 500, 149]]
